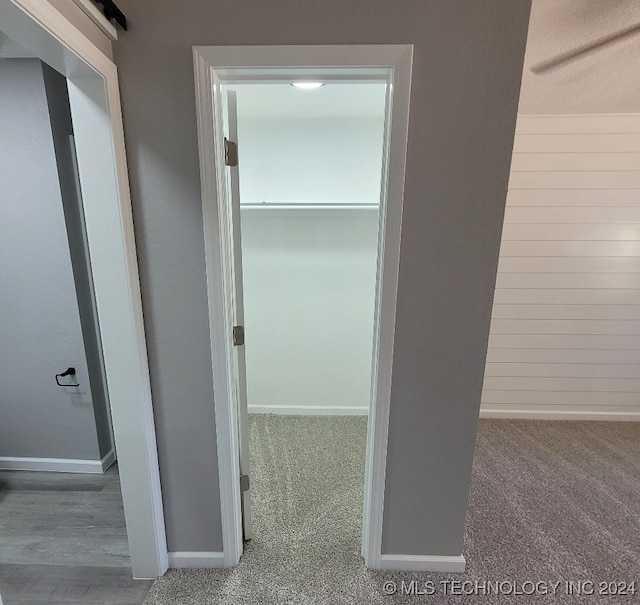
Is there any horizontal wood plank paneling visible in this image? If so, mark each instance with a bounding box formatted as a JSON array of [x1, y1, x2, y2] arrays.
[[515, 115, 640, 134], [492, 304, 640, 320], [504, 207, 640, 225], [497, 256, 640, 273], [490, 319, 640, 335], [494, 289, 640, 305], [495, 273, 640, 289], [486, 348, 640, 364], [506, 189, 640, 206], [511, 152, 640, 172], [482, 389, 640, 406], [489, 334, 640, 350], [483, 376, 640, 393], [513, 133, 640, 153], [485, 363, 640, 378], [502, 224, 640, 241], [499, 241, 640, 257], [509, 171, 640, 190], [483, 114, 640, 419]]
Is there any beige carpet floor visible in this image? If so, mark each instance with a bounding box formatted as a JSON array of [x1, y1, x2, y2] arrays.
[[144, 417, 640, 604]]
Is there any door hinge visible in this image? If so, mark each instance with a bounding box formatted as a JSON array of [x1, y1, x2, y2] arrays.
[[233, 325, 245, 346], [224, 137, 238, 167], [240, 474, 250, 492]]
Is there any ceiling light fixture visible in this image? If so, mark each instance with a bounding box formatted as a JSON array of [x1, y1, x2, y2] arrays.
[[291, 81, 324, 90]]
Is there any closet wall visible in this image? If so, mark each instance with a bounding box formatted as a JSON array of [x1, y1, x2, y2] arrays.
[[237, 117, 384, 204], [237, 101, 385, 413]]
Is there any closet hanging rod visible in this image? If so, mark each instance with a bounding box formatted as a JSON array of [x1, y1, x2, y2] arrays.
[[240, 203, 379, 211]]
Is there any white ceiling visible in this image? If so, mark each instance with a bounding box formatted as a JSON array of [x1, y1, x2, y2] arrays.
[[232, 82, 387, 119], [519, 0, 640, 114]]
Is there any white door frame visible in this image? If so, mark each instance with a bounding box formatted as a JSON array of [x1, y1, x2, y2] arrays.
[[193, 44, 413, 569], [0, 0, 168, 579]]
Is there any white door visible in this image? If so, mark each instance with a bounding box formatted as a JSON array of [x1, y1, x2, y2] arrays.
[[224, 90, 253, 540]]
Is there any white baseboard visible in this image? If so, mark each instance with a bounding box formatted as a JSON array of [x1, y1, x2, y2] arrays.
[[379, 554, 466, 573], [0, 449, 115, 474], [248, 404, 368, 416], [168, 551, 226, 568], [480, 408, 640, 421], [100, 448, 116, 471]]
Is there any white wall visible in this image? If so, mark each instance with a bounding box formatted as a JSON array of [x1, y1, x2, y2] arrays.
[[238, 117, 385, 204], [482, 114, 640, 420], [242, 209, 379, 413], [0, 59, 107, 469], [238, 115, 384, 413]]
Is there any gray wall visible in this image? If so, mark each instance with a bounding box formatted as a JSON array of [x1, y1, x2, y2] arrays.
[[113, 0, 531, 556], [0, 59, 108, 462]]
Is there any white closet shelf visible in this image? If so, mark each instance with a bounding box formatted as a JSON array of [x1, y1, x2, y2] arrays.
[[240, 203, 379, 211]]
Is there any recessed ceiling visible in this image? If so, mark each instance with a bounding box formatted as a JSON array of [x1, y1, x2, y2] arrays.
[[232, 82, 387, 119], [518, 0, 640, 114]]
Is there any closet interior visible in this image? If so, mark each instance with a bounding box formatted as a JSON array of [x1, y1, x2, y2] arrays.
[[232, 81, 387, 416]]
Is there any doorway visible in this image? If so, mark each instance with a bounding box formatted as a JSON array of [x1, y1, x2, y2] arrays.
[[193, 44, 413, 569], [228, 80, 386, 547], [0, 0, 167, 579], [233, 82, 386, 415], [0, 56, 115, 473], [0, 46, 129, 567]]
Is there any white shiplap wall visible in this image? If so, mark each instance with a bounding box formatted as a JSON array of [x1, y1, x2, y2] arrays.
[[481, 114, 640, 420]]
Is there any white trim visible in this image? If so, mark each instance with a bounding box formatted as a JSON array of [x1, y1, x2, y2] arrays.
[[168, 551, 226, 569], [193, 50, 244, 569], [71, 0, 118, 40], [248, 405, 368, 416], [379, 554, 466, 573], [0, 450, 113, 474], [480, 408, 640, 421], [2, 0, 167, 580], [360, 46, 413, 571], [193, 44, 413, 571], [100, 447, 116, 471]]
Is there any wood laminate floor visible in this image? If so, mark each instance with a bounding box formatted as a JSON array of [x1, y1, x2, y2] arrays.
[[0, 564, 152, 605], [0, 466, 151, 604]]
